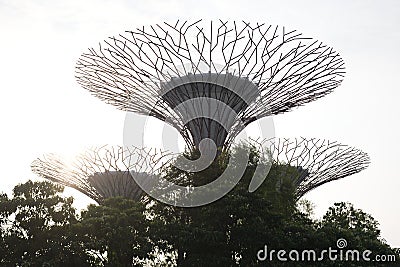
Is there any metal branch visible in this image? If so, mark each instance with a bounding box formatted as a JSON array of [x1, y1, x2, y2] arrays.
[[253, 137, 370, 199], [75, 20, 345, 151], [31, 146, 172, 203]]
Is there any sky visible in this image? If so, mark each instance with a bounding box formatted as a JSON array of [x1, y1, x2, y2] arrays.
[[0, 0, 399, 247]]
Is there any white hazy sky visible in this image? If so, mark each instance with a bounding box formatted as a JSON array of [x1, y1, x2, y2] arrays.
[[0, 0, 399, 247]]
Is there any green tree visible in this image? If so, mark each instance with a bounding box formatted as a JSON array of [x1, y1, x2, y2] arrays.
[[1, 147, 399, 267], [152, 146, 399, 266], [154, 145, 309, 266], [317, 202, 400, 266], [0, 192, 14, 263], [0, 180, 91, 266], [75, 197, 155, 267]]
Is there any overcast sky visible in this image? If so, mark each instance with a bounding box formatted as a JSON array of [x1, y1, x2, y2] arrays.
[[0, 0, 399, 247]]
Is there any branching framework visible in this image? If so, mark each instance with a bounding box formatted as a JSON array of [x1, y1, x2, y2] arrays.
[[259, 138, 370, 199], [31, 146, 171, 203], [31, 139, 369, 202], [76, 20, 345, 149]]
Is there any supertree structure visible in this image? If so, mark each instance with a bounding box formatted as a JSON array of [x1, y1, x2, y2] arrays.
[[75, 20, 345, 151], [30, 138, 370, 203], [31, 146, 171, 203], [69, 20, 371, 202], [255, 137, 370, 200]]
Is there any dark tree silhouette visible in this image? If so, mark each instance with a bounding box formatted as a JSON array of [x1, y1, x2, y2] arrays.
[[152, 147, 391, 266], [0, 180, 91, 266]]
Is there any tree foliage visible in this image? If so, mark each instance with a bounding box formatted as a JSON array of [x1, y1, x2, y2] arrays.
[[151, 147, 399, 266], [0, 147, 398, 266], [74, 197, 155, 267], [0, 180, 90, 266]]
